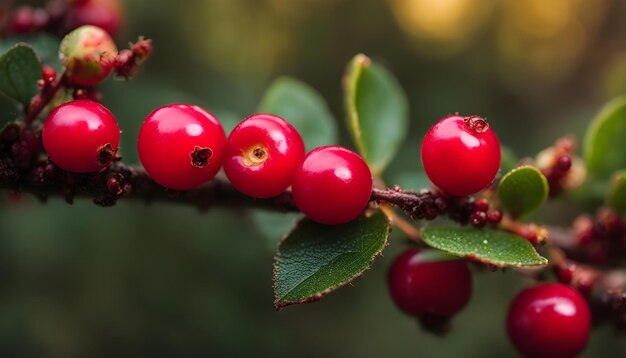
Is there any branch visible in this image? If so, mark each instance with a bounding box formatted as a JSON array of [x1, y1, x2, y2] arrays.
[[24, 71, 66, 127], [0, 156, 299, 212], [6, 124, 626, 329]]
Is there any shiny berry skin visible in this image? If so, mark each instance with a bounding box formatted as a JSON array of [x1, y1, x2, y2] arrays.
[[64, 0, 124, 36], [223, 114, 304, 198], [507, 283, 591, 358], [59, 25, 118, 86], [388, 248, 472, 317], [137, 104, 226, 190], [291, 146, 372, 225], [42, 99, 120, 173], [421, 115, 501, 196]]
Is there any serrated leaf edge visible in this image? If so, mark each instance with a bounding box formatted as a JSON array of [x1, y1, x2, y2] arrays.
[[272, 210, 390, 311], [0, 43, 41, 104], [422, 227, 549, 268]]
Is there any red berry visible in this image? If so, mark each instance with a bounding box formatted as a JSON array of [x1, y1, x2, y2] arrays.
[[223, 114, 304, 198], [59, 25, 118, 86], [507, 283, 591, 358], [557, 155, 572, 172], [65, 0, 123, 36], [470, 210, 487, 228], [42, 65, 57, 84], [9, 7, 47, 34], [42, 99, 120, 173], [388, 248, 472, 317], [9, 6, 35, 33], [421, 115, 501, 196], [291, 146, 372, 225], [487, 209, 503, 224], [137, 104, 226, 190], [472, 198, 489, 212]]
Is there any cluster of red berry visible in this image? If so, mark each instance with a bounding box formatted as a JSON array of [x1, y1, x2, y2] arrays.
[[41, 100, 374, 225], [9, 0, 122, 37], [388, 249, 591, 357], [40, 99, 504, 226], [2, 2, 613, 357], [391, 117, 590, 356]]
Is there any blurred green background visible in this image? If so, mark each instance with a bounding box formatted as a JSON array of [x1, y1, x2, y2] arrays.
[[2, 0, 626, 356]]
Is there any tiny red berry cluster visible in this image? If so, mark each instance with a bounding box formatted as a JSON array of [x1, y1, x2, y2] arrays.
[[8, 6, 50, 34], [469, 198, 502, 228], [571, 208, 626, 265], [553, 261, 597, 295], [7, 0, 123, 37], [63, 0, 123, 36], [7, 127, 40, 169], [539, 137, 576, 195]]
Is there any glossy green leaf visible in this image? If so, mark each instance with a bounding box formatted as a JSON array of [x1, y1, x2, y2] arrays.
[[0, 44, 41, 104], [344, 54, 409, 176], [584, 96, 626, 179], [498, 166, 549, 217], [608, 171, 626, 214], [273, 210, 390, 310], [422, 227, 548, 267], [259, 77, 338, 150]]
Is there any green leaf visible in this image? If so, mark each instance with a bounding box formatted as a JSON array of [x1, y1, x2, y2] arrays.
[[273, 210, 390, 310], [0, 44, 41, 104], [608, 171, 626, 214], [0, 96, 20, 128], [498, 166, 549, 217], [422, 227, 548, 267], [0, 34, 61, 71], [584, 96, 626, 179], [258, 77, 338, 150], [344, 54, 409, 177]]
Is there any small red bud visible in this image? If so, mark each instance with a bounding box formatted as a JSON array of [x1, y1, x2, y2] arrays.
[[470, 210, 487, 228], [42, 65, 57, 84], [132, 38, 153, 63], [573, 215, 595, 247], [59, 25, 118, 86], [556, 263, 576, 284], [557, 155, 572, 172], [472, 198, 489, 212], [487, 210, 502, 224]]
